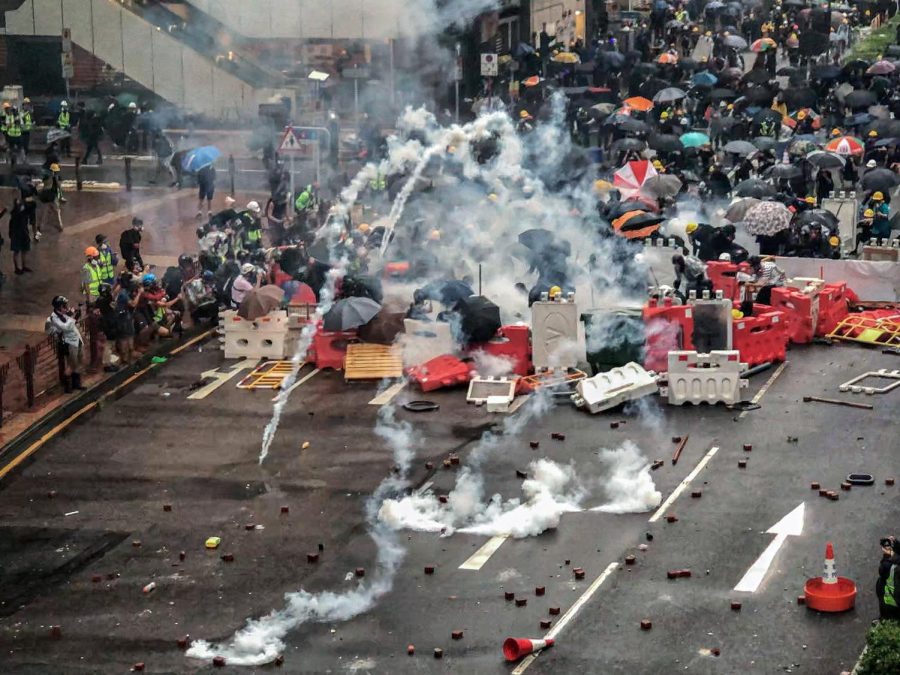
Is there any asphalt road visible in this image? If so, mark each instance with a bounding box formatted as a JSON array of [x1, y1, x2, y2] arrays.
[[0, 339, 896, 674]]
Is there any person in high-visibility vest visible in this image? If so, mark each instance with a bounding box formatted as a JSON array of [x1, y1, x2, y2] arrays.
[[295, 184, 315, 213], [239, 201, 264, 250], [57, 100, 72, 157], [21, 97, 33, 155], [81, 246, 103, 304], [878, 537, 900, 620], [3, 105, 22, 163], [94, 233, 118, 283]]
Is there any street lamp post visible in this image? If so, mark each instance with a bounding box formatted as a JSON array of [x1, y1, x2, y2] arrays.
[[455, 42, 461, 122]]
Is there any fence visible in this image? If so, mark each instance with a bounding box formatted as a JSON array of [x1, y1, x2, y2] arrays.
[[0, 316, 100, 429]]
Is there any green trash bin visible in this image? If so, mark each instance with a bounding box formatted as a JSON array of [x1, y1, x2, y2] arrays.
[[581, 308, 645, 375]]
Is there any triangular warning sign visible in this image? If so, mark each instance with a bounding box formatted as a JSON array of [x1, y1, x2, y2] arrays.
[[279, 127, 300, 152]]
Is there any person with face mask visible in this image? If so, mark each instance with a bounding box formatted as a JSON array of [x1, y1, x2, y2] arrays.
[[81, 246, 103, 304], [45, 295, 86, 392]]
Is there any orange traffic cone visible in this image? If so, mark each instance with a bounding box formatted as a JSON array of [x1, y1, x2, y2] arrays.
[[804, 541, 857, 612], [503, 637, 555, 662]]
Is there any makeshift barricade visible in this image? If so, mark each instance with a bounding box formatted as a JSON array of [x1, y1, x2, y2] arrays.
[[467, 376, 517, 405], [769, 286, 819, 344], [312, 330, 358, 370], [221, 310, 291, 360], [642, 298, 693, 373], [572, 362, 658, 414], [732, 306, 788, 367], [469, 325, 532, 376], [400, 319, 456, 367], [662, 350, 748, 406], [706, 261, 745, 303], [407, 355, 474, 392], [816, 282, 851, 337]]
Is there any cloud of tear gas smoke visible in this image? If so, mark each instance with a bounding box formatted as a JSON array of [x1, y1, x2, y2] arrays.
[[190, 405, 415, 665], [470, 350, 516, 377], [592, 441, 662, 514]]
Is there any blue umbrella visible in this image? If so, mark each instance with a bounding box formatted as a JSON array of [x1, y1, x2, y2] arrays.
[[693, 71, 718, 86], [182, 146, 221, 172], [680, 132, 711, 148]]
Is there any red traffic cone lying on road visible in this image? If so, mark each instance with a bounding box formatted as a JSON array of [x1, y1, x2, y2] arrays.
[[503, 637, 555, 662], [804, 541, 857, 612]]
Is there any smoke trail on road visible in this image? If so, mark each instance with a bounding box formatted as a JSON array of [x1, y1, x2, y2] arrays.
[[592, 441, 662, 513], [191, 406, 416, 665]]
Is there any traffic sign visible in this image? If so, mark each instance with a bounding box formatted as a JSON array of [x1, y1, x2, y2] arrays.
[[481, 53, 498, 77], [62, 27, 72, 55], [61, 52, 74, 80], [278, 126, 314, 155]]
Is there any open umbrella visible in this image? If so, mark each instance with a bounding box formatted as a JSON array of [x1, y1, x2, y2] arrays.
[[342, 275, 384, 303], [710, 87, 738, 101], [693, 71, 718, 86], [182, 146, 221, 172], [612, 210, 665, 239], [680, 132, 711, 148], [805, 151, 845, 169], [416, 279, 475, 306], [777, 66, 801, 76], [640, 173, 683, 199], [46, 128, 70, 144], [751, 136, 777, 152], [358, 309, 405, 345], [783, 87, 817, 110], [861, 168, 900, 192], [765, 163, 802, 180], [611, 138, 648, 154], [590, 102, 617, 117], [323, 297, 382, 331], [552, 51, 581, 64], [456, 296, 501, 344], [844, 112, 874, 128], [649, 133, 684, 152], [750, 38, 777, 52], [866, 60, 896, 75], [735, 178, 777, 198], [743, 68, 772, 85], [238, 285, 285, 321], [614, 160, 659, 191], [623, 96, 654, 112], [743, 201, 792, 235], [679, 57, 699, 71], [825, 135, 864, 156], [639, 77, 670, 99], [812, 64, 841, 80], [622, 193, 661, 213], [725, 197, 761, 222], [845, 90, 877, 109], [723, 35, 748, 50], [788, 138, 820, 157], [653, 87, 687, 104], [795, 209, 839, 230], [723, 140, 757, 156]]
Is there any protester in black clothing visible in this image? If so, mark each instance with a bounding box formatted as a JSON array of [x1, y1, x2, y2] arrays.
[[80, 111, 103, 165], [119, 217, 144, 272], [7, 201, 29, 274]]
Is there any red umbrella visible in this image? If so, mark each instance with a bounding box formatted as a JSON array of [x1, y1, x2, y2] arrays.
[[614, 160, 659, 192]]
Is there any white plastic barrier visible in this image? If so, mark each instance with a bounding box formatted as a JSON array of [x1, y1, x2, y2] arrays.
[[572, 362, 659, 414], [663, 350, 748, 406], [466, 376, 517, 405], [532, 295, 579, 370], [773, 257, 900, 302], [400, 319, 456, 367], [221, 310, 290, 359]]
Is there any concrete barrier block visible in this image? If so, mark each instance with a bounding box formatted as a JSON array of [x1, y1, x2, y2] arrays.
[[572, 361, 659, 414]]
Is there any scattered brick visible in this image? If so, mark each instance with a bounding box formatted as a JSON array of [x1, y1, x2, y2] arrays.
[[355, 568, 365, 577], [433, 648, 443, 659], [540, 620, 552, 629], [810, 482, 820, 490], [451, 631, 463, 640], [307, 553, 319, 563], [407, 645, 415, 656], [625, 555, 636, 566], [424, 566, 435, 575], [212, 656, 226, 667], [731, 601, 742, 611], [505, 591, 515, 601], [535, 586, 545, 596], [640, 619, 652, 630], [516, 598, 528, 607], [549, 607, 561, 615]]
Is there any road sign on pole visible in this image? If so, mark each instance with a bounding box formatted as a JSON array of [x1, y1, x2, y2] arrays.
[[480, 53, 498, 77]]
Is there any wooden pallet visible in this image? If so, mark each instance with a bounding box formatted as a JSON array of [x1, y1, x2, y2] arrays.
[[237, 361, 300, 389], [344, 344, 403, 381]]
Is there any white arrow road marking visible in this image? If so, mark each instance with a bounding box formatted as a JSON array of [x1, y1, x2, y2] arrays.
[[187, 359, 255, 400], [734, 502, 805, 593]]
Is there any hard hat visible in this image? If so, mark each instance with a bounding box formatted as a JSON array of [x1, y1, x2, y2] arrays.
[[548, 285, 562, 298], [866, 159, 877, 168], [246, 200, 261, 214], [797, 111, 806, 120], [241, 263, 255, 275], [23, 97, 30, 104], [488, 193, 498, 202], [718, 252, 732, 261], [84, 246, 100, 257], [805, 196, 816, 204], [705, 31, 712, 36], [864, 208, 875, 217], [868, 130, 878, 137], [428, 228, 441, 241], [60, 100, 68, 107], [50, 163, 60, 172], [692, 26, 699, 32], [731, 308, 744, 319], [447, 145, 456, 154], [660, 111, 669, 120], [831, 128, 841, 136], [652, 159, 663, 169], [686, 222, 699, 234], [128, 102, 137, 109], [873, 191, 884, 201], [520, 110, 530, 119], [142, 273, 157, 286], [727, 104, 734, 110], [828, 236, 840, 247], [357, 223, 371, 234]]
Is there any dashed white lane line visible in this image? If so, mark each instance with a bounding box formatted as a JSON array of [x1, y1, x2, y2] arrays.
[[368, 381, 406, 406], [739, 361, 788, 419], [648, 446, 720, 523], [511, 561, 620, 674], [458, 535, 509, 571], [271, 368, 320, 401]]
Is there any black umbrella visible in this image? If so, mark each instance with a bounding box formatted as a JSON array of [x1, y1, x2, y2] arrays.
[[844, 90, 877, 109], [711, 88, 738, 101], [861, 168, 900, 192], [795, 209, 839, 230], [639, 77, 670, 99], [742, 69, 771, 85], [648, 133, 684, 152], [306, 238, 338, 265], [752, 137, 778, 152], [323, 297, 382, 331], [653, 87, 687, 104], [806, 151, 845, 169], [765, 163, 802, 180], [678, 57, 699, 71], [744, 86, 777, 105], [812, 64, 841, 80], [603, 51, 627, 70], [752, 108, 783, 125], [735, 179, 777, 198], [842, 59, 869, 73], [617, 211, 666, 232], [777, 66, 801, 76], [611, 138, 647, 153], [782, 87, 817, 109], [518, 228, 555, 250], [634, 62, 659, 77], [416, 279, 474, 306], [342, 275, 384, 303], [617, 117, 651, 134], [723, 140, 758, 156], [456, 296, 501, 344], [875, 137, 900, 148]]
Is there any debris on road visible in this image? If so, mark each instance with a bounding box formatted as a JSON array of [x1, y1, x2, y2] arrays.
[[802, 395, 874, 410], [671, 435, 689, 465]]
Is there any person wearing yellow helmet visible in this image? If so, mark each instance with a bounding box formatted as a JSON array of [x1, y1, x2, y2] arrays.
[[39, 161, 65, 232], [853, 208, 876, 254], [831, 128, 841, 137], [685, 222, 716, 260], [660, 111, 669, 120], [548, 285, 562, 299], [868, 130, 878, 138], [870, 191, 891, 240], [357, 222, 371, 235]]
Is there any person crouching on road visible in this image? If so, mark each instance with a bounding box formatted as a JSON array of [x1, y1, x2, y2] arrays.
[[877, 536, 900, 621], [45, 295, 86, 393]]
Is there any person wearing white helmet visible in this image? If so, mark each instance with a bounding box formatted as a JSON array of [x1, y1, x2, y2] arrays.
[[231, 262, 260, 307], [238, 200, 264, 251], [57, 100, 72, 157]]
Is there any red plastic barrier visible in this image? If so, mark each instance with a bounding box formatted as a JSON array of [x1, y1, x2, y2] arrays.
[[769, 287, 818, 344], [732, 306, 789, 366], [312, 329, 358, 370], [816, 282, 850, 337], [468, 325, 532, 376], [706, 261, 747, 303], [643, 298, 694, 372], [407, 355, 474, 392], [384, 261, 411, 278]]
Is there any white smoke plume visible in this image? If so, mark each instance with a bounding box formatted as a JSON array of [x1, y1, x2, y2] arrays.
[[189, 404, 416, 665], [470, 350, 516, 377], [592, 441, 662, 514]]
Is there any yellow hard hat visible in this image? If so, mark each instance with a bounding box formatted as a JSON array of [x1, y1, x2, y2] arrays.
[[828, 236, 840, 247], [864, 208, 875, 217], [660, 111, 669, 120], [705, 31, 712, 36], [831, 128, 841, 136], [727, 104, 734, 110], [548, 285, 562, 298], [873, 192, 884, 201], [869, 130, 878, 137], [520, 110, 530, 119], [652, 159, 663, 169], [357, 223, 371, 234], [805, 196, 816, 204], [692, 26, 699, 32], [84, 246, 99, 257], [797, 111, 806, 120], [428, 228, 441, 241], [488, 193, 498, 202], [686, 222, 699, 234], [731, 308, 744, 319], [50, 163, 60, 172]]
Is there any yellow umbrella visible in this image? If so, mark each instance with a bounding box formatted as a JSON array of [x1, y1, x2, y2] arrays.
[[551, 51, 580, 64]]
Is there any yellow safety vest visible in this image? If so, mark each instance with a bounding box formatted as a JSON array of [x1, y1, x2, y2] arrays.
[[83, 263, 102, 297], [58, 110, 70, 129], [22, 111, 32, 131], [886, 564, 898, 607], [98, 248, 115, 281], [4, 114, 21, 137]]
